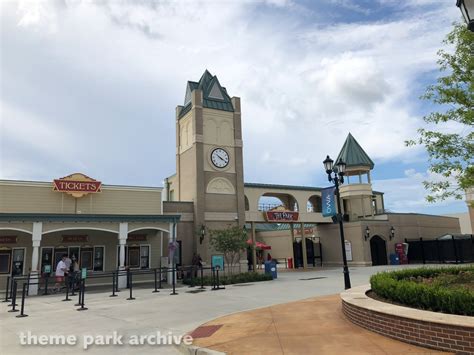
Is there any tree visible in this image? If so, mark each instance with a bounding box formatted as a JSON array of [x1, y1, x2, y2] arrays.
[[209, 226, 247, 275], [406, 23, 473, 202]]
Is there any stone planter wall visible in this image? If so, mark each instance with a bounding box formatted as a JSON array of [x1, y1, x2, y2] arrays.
[[341, 285, 474, 354]]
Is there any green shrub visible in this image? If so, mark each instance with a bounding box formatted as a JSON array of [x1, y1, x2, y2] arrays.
[[182, 272, 273, 286], [370, 266, 474, 316]]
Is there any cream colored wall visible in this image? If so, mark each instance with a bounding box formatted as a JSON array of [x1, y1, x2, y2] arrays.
[[442, 213, 472, 234], [0, 181, 162, 215], [257, 230, 293, 260]]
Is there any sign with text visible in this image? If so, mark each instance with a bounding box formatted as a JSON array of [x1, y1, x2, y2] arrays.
[[321, 187, 337, 217], [295, 228, 314, 235], [62, 235, 89, 243], [264, 211, 299, 222], [211, 255, 224, 270], [0, 236, 17, 244], [128, 235, 147, 242], [53, 173, 102, 198]]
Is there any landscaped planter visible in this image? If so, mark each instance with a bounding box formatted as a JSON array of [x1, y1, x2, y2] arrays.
[[341, 285, 474, 354]]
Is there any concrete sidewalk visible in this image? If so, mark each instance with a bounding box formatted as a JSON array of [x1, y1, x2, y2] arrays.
[[190, 294, 450, 355]]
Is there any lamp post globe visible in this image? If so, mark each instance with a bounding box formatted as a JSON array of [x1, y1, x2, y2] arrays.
[[457, 0, 474, 31]]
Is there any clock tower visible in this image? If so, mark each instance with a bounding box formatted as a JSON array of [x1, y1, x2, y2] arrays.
[[170, 70, 246, 261]]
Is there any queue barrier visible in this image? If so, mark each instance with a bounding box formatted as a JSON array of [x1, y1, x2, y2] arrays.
[[4, 265, 221, 318]]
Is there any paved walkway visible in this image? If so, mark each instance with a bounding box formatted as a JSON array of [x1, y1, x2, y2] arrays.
[[0, 265, 455, 354], [192, 294, 450, 355]]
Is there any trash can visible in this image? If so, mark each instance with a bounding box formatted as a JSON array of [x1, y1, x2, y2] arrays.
[[389, 253, 400, 265], [288, 257, 293, 269], [264, 261, 278, 279]]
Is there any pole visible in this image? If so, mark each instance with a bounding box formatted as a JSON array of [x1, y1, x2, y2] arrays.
[[170, 266, 177, 295], [199, 266, 205, 290], [8, 281, 19, 312], [335, 178, 351, 290], [3, 276, 11, 302], [43, 274, 49, 296], [16, 283, 28, 318], [62, 275, 71, 302], [152, 268, 159, 293], [127, 270, 135, 300], [110, 271, 117, 297], [77, 279, 88, 311]]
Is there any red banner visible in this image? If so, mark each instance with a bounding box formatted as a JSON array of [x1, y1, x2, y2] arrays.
[[62, 235, 89, 243], [128, 235, 147, 242], [264, 211, 299, 222], [0, 236, 17, 244]]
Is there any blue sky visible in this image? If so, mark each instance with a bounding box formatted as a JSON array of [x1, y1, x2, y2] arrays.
[[0, 0, 469, 215]]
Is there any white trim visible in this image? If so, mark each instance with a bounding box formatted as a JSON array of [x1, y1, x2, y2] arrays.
[[128, 226, 170, 233], [0, 227, 32, 235], [43, 227, 119, 235]]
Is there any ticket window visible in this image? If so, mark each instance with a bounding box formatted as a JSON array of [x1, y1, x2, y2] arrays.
[[11, 249, 25, 277], [41, 248, 53, 274], [117, 245, 150, 269], [93, 246, 104, 272], [0, 250, 12, 274], [80, 248, 93, 270]]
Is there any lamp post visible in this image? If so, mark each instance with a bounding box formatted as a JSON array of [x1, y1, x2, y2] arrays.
[[323, 155, 351, 290], [457, 0, 474, 31]]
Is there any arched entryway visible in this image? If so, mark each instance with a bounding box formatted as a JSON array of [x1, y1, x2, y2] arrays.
[[370, 235, 387, 266]]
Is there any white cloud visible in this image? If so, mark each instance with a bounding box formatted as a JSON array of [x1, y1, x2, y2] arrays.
[[0, 0, 464, 214]]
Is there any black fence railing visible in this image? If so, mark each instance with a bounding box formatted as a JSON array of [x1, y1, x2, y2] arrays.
[[405, 236, 474, 264]]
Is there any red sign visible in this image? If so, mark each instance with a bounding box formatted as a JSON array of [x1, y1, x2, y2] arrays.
[[62, 235, 89, 243], [265, 211, 299, 222], [53, 173, 102, 198], [128, 235, 147, 242], [295, 228, 314, 235], [0, 236, 17, 244]]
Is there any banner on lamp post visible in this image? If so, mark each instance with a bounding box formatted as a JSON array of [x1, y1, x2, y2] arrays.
[[321, 186, 337, 217]]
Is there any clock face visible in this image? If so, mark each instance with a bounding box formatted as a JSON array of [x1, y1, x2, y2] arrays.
[[211, 148, 229, 168]]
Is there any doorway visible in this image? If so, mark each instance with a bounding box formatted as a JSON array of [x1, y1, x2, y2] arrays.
[[370, 235, 387, 266]]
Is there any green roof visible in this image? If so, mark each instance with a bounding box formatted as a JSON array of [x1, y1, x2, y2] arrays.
[[179, 70, 234, 118], [335, 133, 374, 169]]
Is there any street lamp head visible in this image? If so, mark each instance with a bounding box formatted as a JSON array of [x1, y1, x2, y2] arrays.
[[457, 0, 474, 31], [390, 226, 395, 240], [200, 224, 205, 244], [323, 155, 334, 174], [336, 160, 346, 176], [365, 226, 370, 241]]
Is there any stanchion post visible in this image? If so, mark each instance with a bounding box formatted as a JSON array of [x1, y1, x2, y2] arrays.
[[8, 281, 19, 312], [74, 279, 82, 307], [16, 283, 28, 318], [211, 267, 217, 291], [114, 270, 120, 293], [62, 275, 71, 302], [26, 273, 30, 297], [158, 267, 162, 289], [126, 270, 135, 300], [77, 279, 88, 311], [110, 271, 117, 297], [43, 274, 49, 296], [3, 276, 11, 302], [199, 266, 205, 290], [170, 266, 177, 295], [152, 268, 159, 293], [70, 273, 76, 297]]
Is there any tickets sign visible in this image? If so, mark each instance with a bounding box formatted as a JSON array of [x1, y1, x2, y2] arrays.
[[53, 173, 102, 198]]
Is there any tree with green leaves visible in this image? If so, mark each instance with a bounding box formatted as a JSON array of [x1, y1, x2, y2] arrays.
[[209, 226, 247, 275], [406, 23, 473, 202]]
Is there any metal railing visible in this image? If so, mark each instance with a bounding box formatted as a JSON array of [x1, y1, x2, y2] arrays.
[[3, 265, 224, 318]]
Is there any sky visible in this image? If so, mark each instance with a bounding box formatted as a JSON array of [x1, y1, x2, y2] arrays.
[[0, 0, 469, 215]]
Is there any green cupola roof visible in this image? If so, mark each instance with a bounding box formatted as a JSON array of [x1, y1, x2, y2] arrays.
[[335, 133, 374, 169], [179, 70, 234, 118]]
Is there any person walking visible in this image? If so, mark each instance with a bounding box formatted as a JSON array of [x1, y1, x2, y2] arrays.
[[54, 254, 68, 292]]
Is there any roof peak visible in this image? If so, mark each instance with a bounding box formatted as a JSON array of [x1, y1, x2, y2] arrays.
[[336, 133, 374, 170]]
